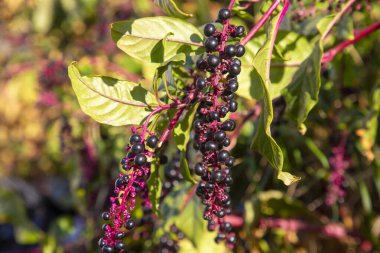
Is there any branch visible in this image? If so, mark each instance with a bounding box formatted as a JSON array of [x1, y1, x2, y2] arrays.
[[322, 21, 380, 63], [241, 0, 281, 46], [228, 0, 236, 10]]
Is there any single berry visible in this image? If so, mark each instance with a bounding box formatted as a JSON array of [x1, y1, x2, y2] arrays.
[[98, 238, 106, 247], [147, 135, 159, 148], [223, 137, 231, 147], [196, 59, 208, 70], [205, 37, 219, 51], [235, 44, 246, 57], [193, 119, 203, 130], [205, 182, 214, 192], [222, 92, 235, 101], [134, 154, 147, 166], [229, 64, 241, 76], [194, 163, 205, 176], [102, 245, 113, 253], [218, 8, 231, 21], [228, 235, 237, 244], [235, 26, 245, 37], [216, 209, 226, 218], [115, 232, 126, 240], [196, 77, 207, 90], [229, 100, 238, 112], [226, 80, 238, 92], [125, 219, 136, 230], [219, 106, 229, 117], [225, 176, 233, 185], [114, 242, 126, 251], [207, 55, 220, 68], [102, 224, 110, 232], [215, 233, 226, 243], [224, 45, 236, 58], [225, 156, 235, 167], [208, 111, 219, 121], [217, 150, 230, 162], [205, 141, 218, 151], [101, 212, 110, 221], [204, 23, 217, 37], [221, 222, 232, 232], [211, 170, 224, 182], [115, 178, 126, 188], [214, 131, 226, 142], [231, 58, 241, 66], [131, 143, 144, 154], [221, 120, 236, 131], [129, 134, 141, 144]]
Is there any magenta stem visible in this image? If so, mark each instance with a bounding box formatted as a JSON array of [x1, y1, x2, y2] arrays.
[[240, 0, 281, 46], [140, 104, 171, 139], [322, 21, 380, 63], [228, 0, 236, 10], [158, 106, 187, 146]]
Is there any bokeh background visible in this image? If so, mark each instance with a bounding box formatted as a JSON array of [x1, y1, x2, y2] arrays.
[[1, 0, 380, 252]]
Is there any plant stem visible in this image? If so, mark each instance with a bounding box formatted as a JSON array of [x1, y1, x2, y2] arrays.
[[322, 21, 380, 63], [158, 106, 187, 147], [228, 0, 236, 10], [141, 104, 171, 139], [241, 0, 281, 46]]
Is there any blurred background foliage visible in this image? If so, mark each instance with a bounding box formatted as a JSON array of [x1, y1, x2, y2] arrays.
[[0, 0, 380, 252]]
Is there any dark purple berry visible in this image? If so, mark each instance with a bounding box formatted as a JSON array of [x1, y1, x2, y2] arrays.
[[98, 238, 106, 247], [214, 131, 226, 142], [101, 212, 110, 220], [218, 8, 231, 21], [204, 23, 216, 37], [102, 224, 110, 232], [129, 134, 141, 144], [205, 37, 219, 51], [115, 178, 126, 188], [114, 242, 126, 251], [231, 58, 241, 66], [196, 77, 207, 90], [102, 245, 113, 253], [208, 111, 219, 121], [226, 80, 238, 92], [221, 120, 236, 131], [131, 143, 144, 154], [125, 219, 136, 230], [134, 154, 147, 166], [228, 235, 236, 244], [229, 100, 238, 112], [216, 209, 225, 218], [235, 44, 245, 57], [205, 182, 214, 192], [225, 45, 236, 58], [223, 137, 231, 147], [193, 119, 203, 130], [217, 150, 230, 162], [205, 141, 218, 151], [221, 222, 232, 232], [194, 163, 205, 176], [211, 170, 224, 182], [207, 55, 220, 68], [225, 156, 234, 167], [215, 233, 226, 243], [235, 26, 245, 37], [225, 176, 233, 185], [115, 232, 126, 240], [219, 106, 228, 117], [229, 64, 241, 76], [196, 59, 208, 70], [147, 135, 158, 148]]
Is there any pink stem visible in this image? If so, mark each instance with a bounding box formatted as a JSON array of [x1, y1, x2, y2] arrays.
[[140, 104, 171, 139], [322, 21, 380, 63], [228, 0, 236, 10], [241, 0, 281, 46], [158, 106, 187, 146]]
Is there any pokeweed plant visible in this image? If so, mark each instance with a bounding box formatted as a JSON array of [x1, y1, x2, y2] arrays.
[[68, 0, 380, 252]]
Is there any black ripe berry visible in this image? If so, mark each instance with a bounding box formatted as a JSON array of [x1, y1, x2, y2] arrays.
[[211, 170, 224, 183], [229, 64, 241, 76], [223, 137, 231, 147], [225, 156, 235, 167], [194, 163, 205, 176], [208, 111, 219, 121], [102, 245, 113, 253], [101, 212, 110, 220], [207, 55, 220, 68], [196, 77, 207, 90], [214, 130, 226, 142], [204, 23, 216, 37], [218, 8, 231, 21], [235, 26, 245, 37], [196, 59, 208, 70], [228, 235, 236, 244], [98, 238, 106, 247], [193, 119, 203, 130], [102, 223, 110, 232], [134, 154, 147, 166], [221, 222, 232, 232], [147, 135, 159, 148], [221, 119, 236, 131], [229, 100, 238, 112], [125, 219, 136, 230], [217, 150, 230, 162], [231, 58, 241, 66], [205, 37, 219, 51], [216, 209, 225, 218], [235, 44, 246, 57], [224, 45, 236, 58], [115, 231, 126, 240], [131, 143, 144, 154], [205, 141, 218, 151], [114, 242, 126, 251], [219, 106, 228, 117], [226, 80, 238, 93], [115, 178, 126, 188], [129, 134, 141, 144]]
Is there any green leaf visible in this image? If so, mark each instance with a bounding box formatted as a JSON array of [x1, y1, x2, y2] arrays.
[[154, 0, 193, 18], [68, 62, 158, 126], [161, 183, 226, 252], [248, 5, 300, 185], [111, 17, 203, 63], [173, 103, 198, 183], [147, 162, 162, 215]]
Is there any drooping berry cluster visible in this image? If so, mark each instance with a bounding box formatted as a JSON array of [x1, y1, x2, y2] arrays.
[[192, 8, 245, 247], [153, 225, 184, 253], [98, 133, 159, 253], [161, 153, 184, 197]]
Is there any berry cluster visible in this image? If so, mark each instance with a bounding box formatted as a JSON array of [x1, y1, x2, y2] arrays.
[[193, 8, 245, 247], [153, 225, 184, 253], [98, 133, 159, 253], [161, 153, 183, 197]]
